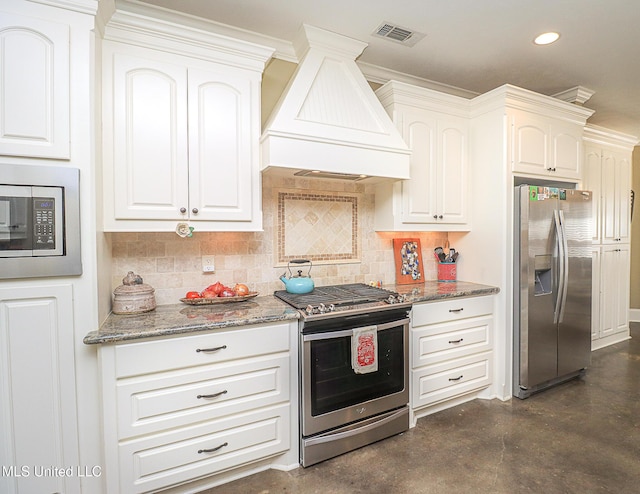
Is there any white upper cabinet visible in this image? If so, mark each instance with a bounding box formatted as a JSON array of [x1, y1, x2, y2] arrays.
[[583, 126, 635, 245], [101, 8, 273, 232], [0, 11, 69, 159], [108, 50, 189, 223], [374, 81, 469, 232], [188, 68, 254, 223], [510, 110, 583, 180]]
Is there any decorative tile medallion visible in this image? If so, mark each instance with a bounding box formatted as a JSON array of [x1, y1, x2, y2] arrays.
[[277, 191, 359, 264]]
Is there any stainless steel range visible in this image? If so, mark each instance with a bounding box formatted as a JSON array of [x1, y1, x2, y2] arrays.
[[274, 283, 412, 467]]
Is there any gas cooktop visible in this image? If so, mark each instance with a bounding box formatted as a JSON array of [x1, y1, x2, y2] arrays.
[[274, 283, 408, 317]]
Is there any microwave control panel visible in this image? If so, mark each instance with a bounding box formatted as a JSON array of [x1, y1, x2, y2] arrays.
[[33, 197, 56, 249]]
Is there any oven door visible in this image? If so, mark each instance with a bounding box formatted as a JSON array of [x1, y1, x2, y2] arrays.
[[301, 317, 409, 437]]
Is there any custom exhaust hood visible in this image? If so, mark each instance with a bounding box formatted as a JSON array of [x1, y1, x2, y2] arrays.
[[260, 25, 411, 182]]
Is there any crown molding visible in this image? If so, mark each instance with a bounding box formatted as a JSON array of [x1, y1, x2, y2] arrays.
[[552, 86, 595, 106], [105, 0, 274, 72], [584, 124, 638, 149], [28, 0, 98, 15], [358, 61, 478, 99]]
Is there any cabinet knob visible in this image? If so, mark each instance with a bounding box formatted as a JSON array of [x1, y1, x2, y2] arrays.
[[180, 207, 187, 214], [192, 208, 199, 214], [438, 215, 443, 219], [433, 214, 438, 219]]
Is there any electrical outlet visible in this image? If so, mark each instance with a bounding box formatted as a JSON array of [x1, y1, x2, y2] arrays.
[[202, 256, 215, 273]]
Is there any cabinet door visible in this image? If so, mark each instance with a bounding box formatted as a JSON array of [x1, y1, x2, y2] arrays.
[[188, 68, 254, 222], [511, 112, 548, 174], [398, 110, 467, 226], [583, 145, 603, 243], [0, 12, 69, 159], [599, 245, 630, 338], [437, 116, 467, 223], [549, 121, 581, 180], [601, 149, 631, 243], [512, 111, 583, 180], [0, 285, 80, 494], [400, 109, 437, 223], [614, 151, 631, 243], [110, 50, 189, 221], [613, 245, 630, 334]]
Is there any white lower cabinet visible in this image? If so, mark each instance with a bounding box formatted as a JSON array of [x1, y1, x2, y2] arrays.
[[592, 244, 630, 349], [410, 296, 494, 423], [98, 322, 296, 493], [0, 284, 80, 494]]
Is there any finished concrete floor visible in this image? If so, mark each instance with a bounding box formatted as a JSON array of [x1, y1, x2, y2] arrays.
[[204, 324, 640, 494]]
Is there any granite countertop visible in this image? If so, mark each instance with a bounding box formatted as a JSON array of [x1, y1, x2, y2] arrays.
[[83, 295, 300, 345], [84, 280, 499, 345], [392, 280, 499, 303]]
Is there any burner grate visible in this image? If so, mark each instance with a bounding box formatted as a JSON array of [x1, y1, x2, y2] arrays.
[[274, 283, 397, 310]]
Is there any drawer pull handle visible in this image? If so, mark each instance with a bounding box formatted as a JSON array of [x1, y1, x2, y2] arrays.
[[196, 345, 227, 353], [197, 390, 228, 399], [448, 308, 464, 313], [448, 338, 464, 344], [448, 375, 464, 382], [198, 442, 228, 454]]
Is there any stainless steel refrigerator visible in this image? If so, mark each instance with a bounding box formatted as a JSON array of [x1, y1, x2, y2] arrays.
[[513, 185, 593, 399]]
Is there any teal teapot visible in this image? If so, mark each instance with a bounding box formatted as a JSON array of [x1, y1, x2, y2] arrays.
[[280, 259, 314, 294]]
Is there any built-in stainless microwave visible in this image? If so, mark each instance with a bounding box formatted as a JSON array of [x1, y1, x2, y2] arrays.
[[0, 164, 81, 279]]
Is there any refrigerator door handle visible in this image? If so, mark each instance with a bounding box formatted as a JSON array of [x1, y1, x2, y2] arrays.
[[553, 209, 565, 324], [558, 210, 570, 323]]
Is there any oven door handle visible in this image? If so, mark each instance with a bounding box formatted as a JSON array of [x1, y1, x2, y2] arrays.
[[304, 407, 408, 447], [302, 317, 410, 342]]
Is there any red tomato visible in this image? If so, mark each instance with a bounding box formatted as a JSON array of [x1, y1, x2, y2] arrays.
[[202, 291, 218, 299], [185, 291, 201, 299], [203, 282, 224, 295]]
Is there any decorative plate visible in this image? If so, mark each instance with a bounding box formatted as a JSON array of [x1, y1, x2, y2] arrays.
[[180, 292, 259, 305]]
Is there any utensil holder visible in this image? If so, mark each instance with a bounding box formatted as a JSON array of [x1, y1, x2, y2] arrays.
[[437, 262, 457, 282]]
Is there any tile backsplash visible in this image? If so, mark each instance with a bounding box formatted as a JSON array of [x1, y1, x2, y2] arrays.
[[109, 174, 447, 306], [277, 190, 359, 264]]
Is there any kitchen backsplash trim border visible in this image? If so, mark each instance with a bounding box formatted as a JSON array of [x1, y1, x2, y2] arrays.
[[277, 190, 360, 266]]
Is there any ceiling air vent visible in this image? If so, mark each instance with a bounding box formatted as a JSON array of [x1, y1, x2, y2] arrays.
[[373, 22, 425, 47]]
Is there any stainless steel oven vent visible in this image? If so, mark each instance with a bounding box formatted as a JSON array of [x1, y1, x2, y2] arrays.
[[372, 22, 425, 47], [293, 170, 368, 181]]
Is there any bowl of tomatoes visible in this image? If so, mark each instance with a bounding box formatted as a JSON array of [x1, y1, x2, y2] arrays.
[[180, 282, 257, 305]]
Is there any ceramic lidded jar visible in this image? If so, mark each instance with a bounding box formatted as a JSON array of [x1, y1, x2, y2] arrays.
[[112, 271, 156, 314]]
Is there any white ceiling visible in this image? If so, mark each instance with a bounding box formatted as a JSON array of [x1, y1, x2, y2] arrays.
[[136, 0, 640, 140]]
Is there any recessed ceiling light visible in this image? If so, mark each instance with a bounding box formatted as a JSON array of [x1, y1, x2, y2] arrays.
[[534, 32, 560, 45]]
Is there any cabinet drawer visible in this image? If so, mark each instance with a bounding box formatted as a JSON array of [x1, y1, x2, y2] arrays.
[[412, 296, 493, 327], [114, 322, 290, 377], [411, 352, 492, 409], [117, 354, 289, 439], [118, 403, 289, 494], [412, 315, 492, 367]]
